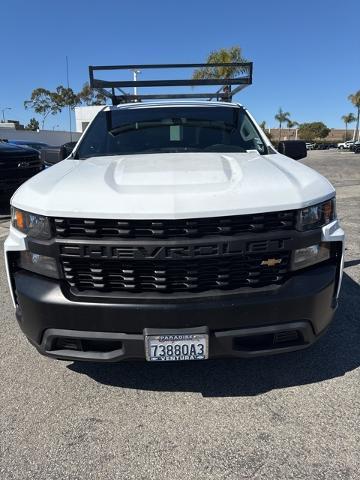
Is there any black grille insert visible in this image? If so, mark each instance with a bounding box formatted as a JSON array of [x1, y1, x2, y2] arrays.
[[61, 252, 290, 294], [0, 153, 42, 192], [53, 211, 297, 239], [0, 154, 42, 178]]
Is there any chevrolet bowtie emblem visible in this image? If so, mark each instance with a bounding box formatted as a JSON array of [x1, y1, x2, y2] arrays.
[[261, 258, 282, 267], [18, 161, 30, 168]]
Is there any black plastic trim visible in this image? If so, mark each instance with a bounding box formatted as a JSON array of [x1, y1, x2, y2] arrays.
[[37, 321, 317, 362], [13, 262, 338, 362], [27, 228, 322, 258]]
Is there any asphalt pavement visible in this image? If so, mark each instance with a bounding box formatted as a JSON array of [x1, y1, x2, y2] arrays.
[[0, 150, 359, 479]]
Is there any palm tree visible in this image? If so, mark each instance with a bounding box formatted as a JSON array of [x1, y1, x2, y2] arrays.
[[275, 108, 291, 142], [348, 90, 360, 142], [192, 47, 248, 101], [287, 120, 299, 139], [259, 121, 267, 131], [341, 113, 356, 141], [192, 46, 248, 80]]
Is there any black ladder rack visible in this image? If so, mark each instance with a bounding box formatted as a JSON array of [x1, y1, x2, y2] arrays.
[[88, 62, 253, 105]]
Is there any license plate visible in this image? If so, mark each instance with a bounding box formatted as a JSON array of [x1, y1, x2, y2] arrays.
[[145, 333, 208, 362]]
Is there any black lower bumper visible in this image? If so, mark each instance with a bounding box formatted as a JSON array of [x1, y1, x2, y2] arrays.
[[14, 264, 338, 361]]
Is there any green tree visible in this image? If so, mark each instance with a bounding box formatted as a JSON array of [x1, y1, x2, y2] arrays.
[[341, 113, 356, 141], [275, 108, 291, 142], [348, 90, 360, 142], [192, 46, 248, 80], [259, 121, 267, 130], [259, 121, 272, 141], [25, 83, 107, 129], [25, 118, 39, 131], [298, 122, 331, 142], [286, 120, 299, 139], [78, 82, 107, 106], [53, 85, 79, 110], [24, 88, 62, 129], [287, 120, 299, 129]]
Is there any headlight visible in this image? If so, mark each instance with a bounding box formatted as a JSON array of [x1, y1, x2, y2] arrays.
[[297, 198, 336, 231], [17, 251, 59, 279], [11, 207, 51, 239]]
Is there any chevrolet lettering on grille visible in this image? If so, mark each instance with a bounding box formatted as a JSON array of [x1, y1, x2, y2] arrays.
[[59, 238, 292, 260]]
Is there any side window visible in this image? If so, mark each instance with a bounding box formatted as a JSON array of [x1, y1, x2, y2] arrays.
[[240, 115, 266, 154], [77, 113, 108, 157]]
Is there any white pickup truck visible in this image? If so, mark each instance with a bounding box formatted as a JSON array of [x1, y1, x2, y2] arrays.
[[4, 63, 344, 362]]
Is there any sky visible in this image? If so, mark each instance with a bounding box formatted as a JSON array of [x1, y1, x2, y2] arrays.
[[1, 0, 359, 131]]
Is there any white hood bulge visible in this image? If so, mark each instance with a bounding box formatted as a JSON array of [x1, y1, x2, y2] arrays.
[[12, 152, 335, 219]]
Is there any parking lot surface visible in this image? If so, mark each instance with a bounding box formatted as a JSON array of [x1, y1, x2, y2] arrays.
[[0, 150, 359, 479]]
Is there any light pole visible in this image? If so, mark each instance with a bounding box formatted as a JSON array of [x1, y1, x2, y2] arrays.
[[1, 107, 11, 122], [132, 70, 141, 97]]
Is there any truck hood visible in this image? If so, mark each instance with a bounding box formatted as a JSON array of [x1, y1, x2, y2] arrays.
[[12, 152, 335, 219]]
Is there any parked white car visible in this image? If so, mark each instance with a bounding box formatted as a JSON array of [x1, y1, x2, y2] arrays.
[[337, 140, 354, 149]]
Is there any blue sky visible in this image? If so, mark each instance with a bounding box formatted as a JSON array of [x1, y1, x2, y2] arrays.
[[1, 0, 359, 131]]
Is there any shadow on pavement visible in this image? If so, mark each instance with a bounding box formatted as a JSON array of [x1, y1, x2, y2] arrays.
[[68, 272, 360, 397], [344, 259, 360, 268]]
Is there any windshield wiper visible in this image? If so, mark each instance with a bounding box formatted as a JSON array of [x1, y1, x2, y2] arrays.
[[203, 144, 246, 153]]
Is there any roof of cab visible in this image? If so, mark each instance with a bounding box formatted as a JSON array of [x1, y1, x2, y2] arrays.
[[103, 100, 244, 111]]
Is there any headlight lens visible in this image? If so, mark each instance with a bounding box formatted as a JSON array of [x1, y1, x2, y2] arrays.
[[297, 198, 336, 231], [11, 207, 51, 239]]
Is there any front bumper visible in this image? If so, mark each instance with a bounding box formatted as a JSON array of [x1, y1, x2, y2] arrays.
[[14, 263, 338, 361]]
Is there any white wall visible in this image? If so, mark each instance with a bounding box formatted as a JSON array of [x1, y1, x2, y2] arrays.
[[75, 106, 104, 132], [0, 128, 81, 145]]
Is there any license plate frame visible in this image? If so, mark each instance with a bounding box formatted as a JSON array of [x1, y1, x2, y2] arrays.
[[145, 332, 209, 362]]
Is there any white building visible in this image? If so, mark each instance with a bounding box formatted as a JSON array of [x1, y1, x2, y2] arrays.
[[74, 106, 104, 133], [0, 120, 24, 129]]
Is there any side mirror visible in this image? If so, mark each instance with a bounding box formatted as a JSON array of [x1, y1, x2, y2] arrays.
[[278, 140, 307, 160], [62, 141, 78, 157], [41, 146, 68, 167], [40, 142, 78, 167]]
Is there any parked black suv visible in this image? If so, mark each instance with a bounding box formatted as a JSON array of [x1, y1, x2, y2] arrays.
[[350, 141, 360, 153], [9, 140, 52, 152], [0, 142, 43, 197]]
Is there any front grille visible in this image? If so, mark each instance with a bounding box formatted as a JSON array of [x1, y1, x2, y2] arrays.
[[0, 154, 42, 183], [61, 252, 290, 294], [53, 210, 297, 239]]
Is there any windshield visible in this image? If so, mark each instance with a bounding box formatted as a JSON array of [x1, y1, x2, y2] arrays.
[[76, 106, 268, 159]]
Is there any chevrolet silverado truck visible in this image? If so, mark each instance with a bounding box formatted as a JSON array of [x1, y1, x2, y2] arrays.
[[4, 63, 345, 362]]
